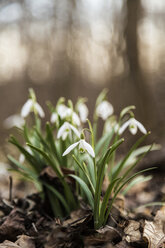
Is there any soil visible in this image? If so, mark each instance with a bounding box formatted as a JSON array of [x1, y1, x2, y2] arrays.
[[0, 150, 165, 248]]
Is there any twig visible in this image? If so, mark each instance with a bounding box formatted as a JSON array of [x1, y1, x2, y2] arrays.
[[9, 176, 13, 201]]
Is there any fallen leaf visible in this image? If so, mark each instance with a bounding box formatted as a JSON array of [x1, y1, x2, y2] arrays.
[[124, 220, 141, 243], [143, 207, 165, 248], [16, 235, 35, 248]]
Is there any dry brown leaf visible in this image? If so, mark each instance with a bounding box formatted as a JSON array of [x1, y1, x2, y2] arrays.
[[0, 240, 20, 248], [16, 235, 35, 248], [0, 235, 35, 248], [143, 207, 165, 248], [124, 220, 141, 243]]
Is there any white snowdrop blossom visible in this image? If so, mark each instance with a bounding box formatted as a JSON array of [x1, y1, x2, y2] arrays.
[[77, 102, 88, 123], [119, 117, 147, 135], [21, 99, 45, 118], [57, 122, 80, 140], [63, 139, 95, 158], [57, 104, 72, 119], [3, 114, 25, 129], [57, 104, 80, 126], [72, 112, 81, 126], [104, 119, 119, 134], [96, 100, 114, 120], [50, 112, 58, 123]]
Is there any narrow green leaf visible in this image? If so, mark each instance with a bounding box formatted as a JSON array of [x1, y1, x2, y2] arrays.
[[95, 131, 114, 156], [27, 143, 63, 178], [69, 174, 94, 209], [104, 167, 156, 225], [98, 178, 120, 228], [94, 139, 124, 226], [9, 136, 42, 173], [112, 133, 150, 180], [122, 175, 152, 196], [8, 155, 38, 179], [114, 143, 153, 193], [43, 182, 70, 214]]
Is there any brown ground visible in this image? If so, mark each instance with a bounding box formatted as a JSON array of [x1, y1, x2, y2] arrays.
[[0, 149, 165, 248]]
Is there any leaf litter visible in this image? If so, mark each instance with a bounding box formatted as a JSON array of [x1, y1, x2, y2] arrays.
[[0, 157, 164, 247]]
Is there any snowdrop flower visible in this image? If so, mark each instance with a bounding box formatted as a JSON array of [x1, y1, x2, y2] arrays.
[[77, 102, 88, 123], [119, 117, 147, 135], [96, 100, 114, 120], [57, 104, 71, 119], [72, 112, 81, 126], [57, 104, 81, 126], [50, 112, 58, 123], [57, 122, 80, 140], [104, 119, 119, 134], [21, 99, 45, 118], [63, 139, 95, 157], [3, 114, 25, 129]]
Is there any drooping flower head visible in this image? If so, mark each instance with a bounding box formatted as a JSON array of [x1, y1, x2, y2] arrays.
[[57, 121, 80, 140], [96, 100, 114, 120], [76, 99, 89, 123], [63, 139, 95, 158], [119, 117, 147, 135], [3, 114, 25, 129], [21, 89, 45, 118], [57, 104, 80, 126]]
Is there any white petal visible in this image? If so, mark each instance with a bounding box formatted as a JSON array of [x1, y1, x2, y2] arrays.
[[118, 120, 131, 135], [21, 99, 33, 118], [3, 115, 25, 129], [69, 124, 81, 138], [62, 141, 79, 156], [129, 124, 137, 135], [134, 119, 147, 134], [80, 140, 95, 158], [57, 105, 69, 119], [57, 122, 69, 139], [72, 112, 81, 126], [78, 103, 88, 123], [50, 113, 58, 123], [96, 101, 114, 120], [35, 102, 45, 118], [66, 108, 72, 118], [62, 131, 68, 140]]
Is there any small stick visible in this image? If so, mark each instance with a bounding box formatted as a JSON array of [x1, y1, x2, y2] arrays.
[[9, 176, 13, 201], [32, 222, 38, 233]]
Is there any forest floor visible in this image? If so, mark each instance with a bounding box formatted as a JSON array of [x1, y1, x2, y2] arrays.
[[0, 150, 165, 248]]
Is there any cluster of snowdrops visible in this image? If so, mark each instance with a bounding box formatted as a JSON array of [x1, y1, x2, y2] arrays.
[[5, 89, 156, 229]]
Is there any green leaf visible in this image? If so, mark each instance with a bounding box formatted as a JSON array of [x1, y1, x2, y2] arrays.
[[94, 139, 124, 226], [46, 122, 61, 163], [85, 155, 96, 188], [9, 136, 42, 173], [43, 182, 70, 215], [122, 175, 152, 196], [95, 131, 114, 156], [8, 155, 38, 179], [27, 143, 62, 178], [69, 174, 94, 209], [112, 133, 150, 180], [98, 178, 120, 228], [104, 167, 156, 225]]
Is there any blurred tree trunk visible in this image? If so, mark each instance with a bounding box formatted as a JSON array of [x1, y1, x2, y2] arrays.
[[124, 0, 158, 130]]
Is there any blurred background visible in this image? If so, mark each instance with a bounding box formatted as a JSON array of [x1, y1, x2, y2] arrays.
[[0, 0, 165, 147]]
